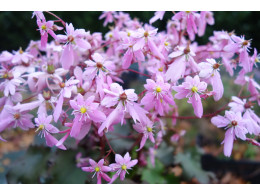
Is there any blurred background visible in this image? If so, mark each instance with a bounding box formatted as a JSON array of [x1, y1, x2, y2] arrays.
[[0, 11, 260, 184], [1, 12, 260, 51]]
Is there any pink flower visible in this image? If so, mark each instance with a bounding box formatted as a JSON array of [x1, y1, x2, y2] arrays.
[[11, 47, 33, 64], [198, 11, 214, 37], [228, 96, 260, 135], [57, 23, 91, 69], [172, 11, 198, 41], [35, 113, 66, 150], [141, 75, 175, 116], [119, 37, 145, 69], [98, 83, 148, 135], [172, 75, 207, 118], [250, 48, 260, 71], [84, 53, 115, 80], [26, 65, 68, 92], [224, 35, 251, 73], [198, 59, 224, 101], [99, 11, 115, 26], [109, 152, 138, 183], [247, 77, 260, 105], [0, 51, 13, 63], [70, 94, 106, 138], [0, 69, 23, 97], [132, 28, 165, 60], [211, 111, 248, 157], [170, 130, 186, 143], [36, 19, 57, 48], [133, 119, 155, 151], [81, 159, 111, 184], [149, 11, 165, 24], [0, 105, 34, 132], [165, 45, 199, 82], [53, 77, 79, 122]]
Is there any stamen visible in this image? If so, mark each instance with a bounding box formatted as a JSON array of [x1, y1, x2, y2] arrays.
[[13, 113, 21, 120], [147, 127, 153, 132], [231, 120, 238, 126], [121, 164, 127, 170], [95, 167, 100, 172], [191, 86, 198, 93], [155, 87, 162, 93], [80, 107, 87, 114]]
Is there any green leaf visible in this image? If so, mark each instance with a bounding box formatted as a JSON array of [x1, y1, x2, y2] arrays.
[[175, 152, 216, 184], [5, 145, 87, 184]]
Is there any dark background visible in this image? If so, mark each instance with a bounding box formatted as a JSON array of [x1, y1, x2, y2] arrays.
[[0, 11, 260, 52]]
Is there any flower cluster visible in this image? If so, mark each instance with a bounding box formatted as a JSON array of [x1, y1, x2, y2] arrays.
[[0, 11, 259, 183]]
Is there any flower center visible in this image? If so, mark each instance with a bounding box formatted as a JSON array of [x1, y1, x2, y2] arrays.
[[147, 127, 153, 132], [231, 120, 238, 126], [213, 63, 220, 69], [47, 64, 55, 74], [2, 73, 8, 79], [127, 32, 131, 37], [164, 42, 169, 46], [144, 31, 149, 37], [191, 86, 198, 93], [41, 25, 47, 30], [120, 92, 127, 101], [121, 164, 127, 170], [155, 87, 162, 93], [244, 102, 253, 109], [184, 47, 190, 54], [80, 107, 87, 114], [96, 62, 103, 69], [38, 124, 45, 130], [95, 167, 100, 172], [19, 47, 24, 54], [158, 67, 163, 72], [67, 35, 74, 43], [242, 40, 249, 46], [13, 113, 20, 120], [77, 87, 85, 95], [59, 82, 65, 88], [43, 90, 51, 100]]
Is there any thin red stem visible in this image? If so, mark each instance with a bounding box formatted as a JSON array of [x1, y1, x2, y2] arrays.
[[127, 69, 151, 78], [104, 134, 116, 154], [21, 94, 38, 103], [45, 11, 66, 27]]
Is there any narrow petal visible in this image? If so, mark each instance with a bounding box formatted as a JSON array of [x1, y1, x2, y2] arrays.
[[61, 44, 74, 70], [223, 129, 235, 157]]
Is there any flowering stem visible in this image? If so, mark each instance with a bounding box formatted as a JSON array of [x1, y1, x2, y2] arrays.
[[93, 40, 119, 52], [138, 89, 147, 98], [183, 71, 199, 78], [238, 85, 246, 98], [246, 138, 260, 147], [44, 11, 66, 27], [130, 134, 143, 151], [126, 69, 151, 78], [116, 68, 151, 78], [104, 149, 112, 160], [21, 94, 38, 103], [104, 134, 116, 154]]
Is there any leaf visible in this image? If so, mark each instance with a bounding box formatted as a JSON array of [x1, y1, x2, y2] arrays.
[[175, 152, 216, 183], [5, 145, 87, 184], [141, 158, 165, 184], [6, 145, 52, 183]]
